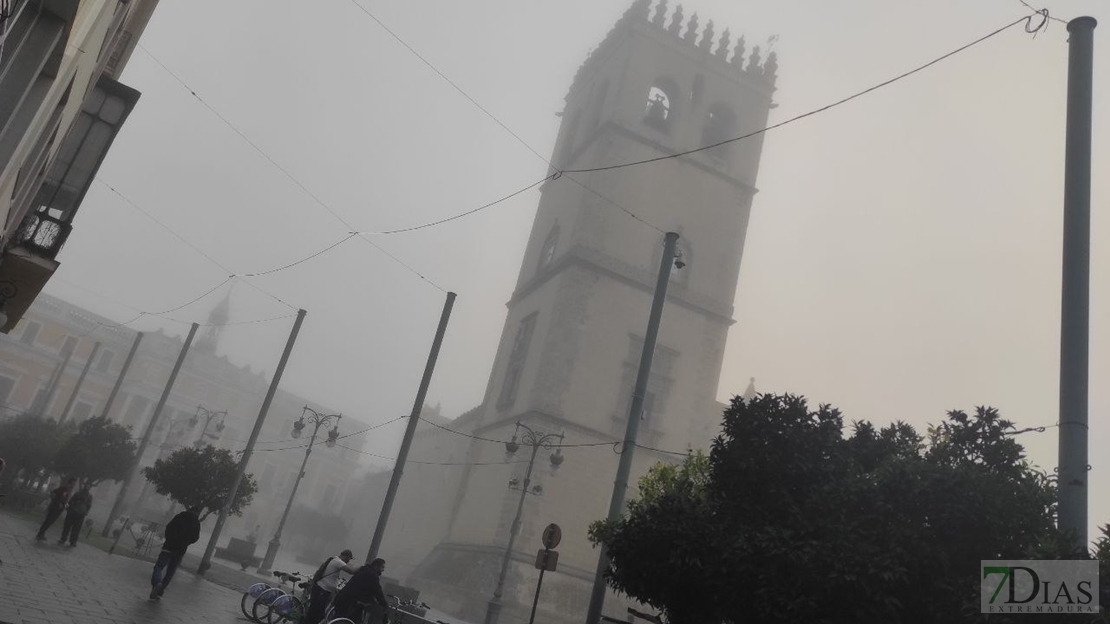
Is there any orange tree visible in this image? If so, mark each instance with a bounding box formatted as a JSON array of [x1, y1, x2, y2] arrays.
[[590, 394, 1106, 624], [53, 416, 135, 486], [142, 445, 257, 520]]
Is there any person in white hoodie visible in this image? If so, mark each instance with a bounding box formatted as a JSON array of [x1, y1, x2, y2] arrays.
[[305, 549, 360, 624]]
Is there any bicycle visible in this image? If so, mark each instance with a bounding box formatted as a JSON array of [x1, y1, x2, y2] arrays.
[[267, 570, 350, 624], [241, 581, 275, 621], [251, 570, 306, 623], [325, 594, 428, 624]]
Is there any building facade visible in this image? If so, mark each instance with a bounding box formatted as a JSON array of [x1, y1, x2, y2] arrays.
[[0, 291, 376, 565], [345, 2, 778, 623], [0, 0, 159, 334]]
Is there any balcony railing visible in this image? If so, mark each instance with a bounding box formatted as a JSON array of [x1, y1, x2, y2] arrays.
[[13, 209, 71, 259]]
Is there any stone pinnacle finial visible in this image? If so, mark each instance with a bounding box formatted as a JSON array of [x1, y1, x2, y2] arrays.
[[763, 51, 779, 81], [626, 0, 650, 21], [747, 44, 762, 72], [684, 12, 699, 43], [668, 4, 684, 35], [731, 35, 746, 70], [700, 20, 715, 51], [716, 28, 731, 59], [652, 0, 668, 27]]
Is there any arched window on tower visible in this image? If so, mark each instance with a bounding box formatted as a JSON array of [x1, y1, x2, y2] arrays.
[[702, 103, 737, 160], [644, 78, 679, 132], [537, 224, 559, 273]]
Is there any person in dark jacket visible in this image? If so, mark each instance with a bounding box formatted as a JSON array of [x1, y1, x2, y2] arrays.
[[149, 507, 201, 599], [59, 481, 93, 546], [35, 477, 76, 541], [331, 558, 388, 623]]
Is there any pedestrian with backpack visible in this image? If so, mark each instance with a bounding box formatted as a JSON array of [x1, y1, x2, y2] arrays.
[[59, 481, 93, 546], [35, 477, 76, 541], [305, 549, 360, 624]]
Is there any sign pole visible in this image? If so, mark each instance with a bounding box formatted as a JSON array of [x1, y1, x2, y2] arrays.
[[528, 550, 549, 624], [529, 522, 561, 624]]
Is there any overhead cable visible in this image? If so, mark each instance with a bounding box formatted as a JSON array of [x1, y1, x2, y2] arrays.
[[342, 12, 1053, 233], [135, 44, 448, 293]]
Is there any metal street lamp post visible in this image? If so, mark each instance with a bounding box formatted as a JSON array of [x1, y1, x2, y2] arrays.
[[257, 406, 341, 574], [189, 405, 227, 448], [483, 422, 565, 624], [116, 415, 191, 553]]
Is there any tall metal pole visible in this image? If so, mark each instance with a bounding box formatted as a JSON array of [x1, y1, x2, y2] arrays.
[[102, 332, 143, 420], [32, 360, 63, 415], [367, 291, 456, 562], [59, 341, 100, 423], [1057, 16, 1096, 550], [199, 309, 307, 575], [484, 444, 539, 624], [586, 232, 679, 624], [131, 417, 186, 525], [38, 348, 74, 416], [103, 323, 198, 536]]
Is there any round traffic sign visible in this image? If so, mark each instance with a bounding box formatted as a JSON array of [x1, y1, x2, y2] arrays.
[[541, 523, 562, 549]]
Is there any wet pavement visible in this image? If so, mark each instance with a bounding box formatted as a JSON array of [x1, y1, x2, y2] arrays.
[[0, 511, 251, 624]]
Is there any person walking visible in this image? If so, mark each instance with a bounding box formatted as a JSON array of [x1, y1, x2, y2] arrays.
[[149, 506, 201, 599], [58, 481, 93, 546], [35, 477, 76, 541], [304, 549, 361, 624], [331, 558, 388, 624]]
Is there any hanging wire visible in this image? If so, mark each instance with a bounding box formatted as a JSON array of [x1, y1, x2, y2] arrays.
[[343, 0, 666, 234], [563, 14, 1051, 175], [134, 44, 449, 293], [296, 10, 1054, 236]]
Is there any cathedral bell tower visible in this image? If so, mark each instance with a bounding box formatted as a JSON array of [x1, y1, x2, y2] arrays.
[[410, 2, 777, 622], [195, 288, 231, 355]]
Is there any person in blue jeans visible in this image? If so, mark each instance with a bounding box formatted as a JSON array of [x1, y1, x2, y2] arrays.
[[150, 507, 201, 599]]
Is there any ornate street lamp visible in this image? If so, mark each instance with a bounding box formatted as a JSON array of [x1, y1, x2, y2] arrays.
[[189, 405, 228, 448], [484, 422, 565, 624], [257, 406, 341, 574]]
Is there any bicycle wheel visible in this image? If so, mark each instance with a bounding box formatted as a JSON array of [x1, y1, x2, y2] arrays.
[[268, 594, 304, 624], [253, 587, 287, 623], [324, 620, 356, 624], [243, 583, 271, 620]]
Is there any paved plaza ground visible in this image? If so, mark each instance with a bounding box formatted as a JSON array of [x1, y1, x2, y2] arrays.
[[0, 511, 255, 624]]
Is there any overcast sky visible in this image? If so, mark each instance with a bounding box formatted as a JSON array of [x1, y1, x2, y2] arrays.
[[45, 0, 1108, 534]]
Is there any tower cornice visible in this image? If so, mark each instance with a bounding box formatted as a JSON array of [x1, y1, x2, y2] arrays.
[[508, 244, 735, 326], [569, 0, 778, 102]]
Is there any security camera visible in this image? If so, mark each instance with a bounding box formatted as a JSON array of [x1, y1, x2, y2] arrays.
[[673, 250, 686, 270]]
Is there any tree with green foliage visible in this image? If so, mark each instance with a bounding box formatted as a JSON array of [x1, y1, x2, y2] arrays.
[[52, 416, 136, 486], [0, 414, 73, 490], [142, 445, 257, 520], [590, 394, 1108, 624]]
